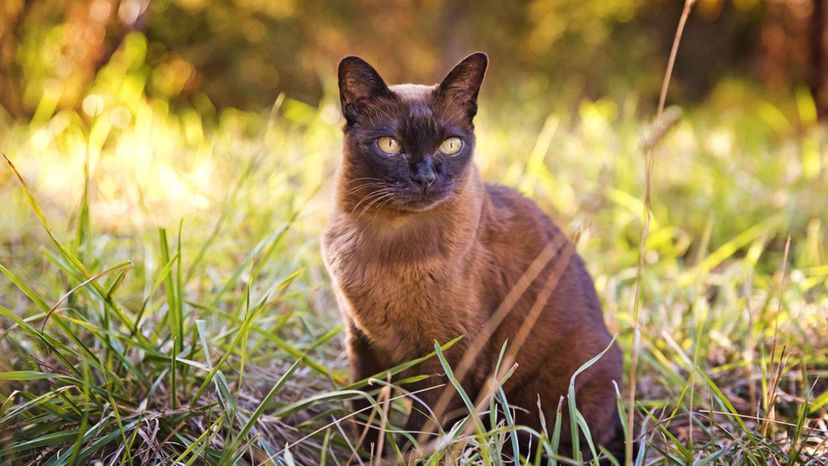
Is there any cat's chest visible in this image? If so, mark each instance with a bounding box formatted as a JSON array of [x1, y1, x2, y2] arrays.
[[331, 246, 452, 318], [323, 224, 475, 356], [344, 264, 461, 355]]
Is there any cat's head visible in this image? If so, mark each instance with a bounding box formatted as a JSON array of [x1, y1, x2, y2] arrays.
[[336, 53, 487, 215]]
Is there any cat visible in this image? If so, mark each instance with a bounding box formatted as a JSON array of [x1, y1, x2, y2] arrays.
[[322, 52, 627, 462]]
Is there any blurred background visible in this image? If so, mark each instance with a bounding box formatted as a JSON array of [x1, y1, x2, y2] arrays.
[[1, 0, 826, 292], [0, 0, 825, 118], [1, 0, 826, 257]]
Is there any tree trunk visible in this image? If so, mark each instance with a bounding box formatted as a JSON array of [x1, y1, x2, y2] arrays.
[[0, 1, 31, 119], [811, 0, 828, 121]]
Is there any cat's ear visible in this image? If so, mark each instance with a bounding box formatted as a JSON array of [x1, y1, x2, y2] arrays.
[[437, 52, 488, 118], [338, 56, 391, 123]]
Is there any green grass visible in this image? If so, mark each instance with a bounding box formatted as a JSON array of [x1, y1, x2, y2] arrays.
[[1, 36, 828, 464]]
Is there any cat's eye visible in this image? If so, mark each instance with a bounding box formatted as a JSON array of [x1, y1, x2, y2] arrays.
[[439, 137, 463, 155], [376, 136, 401, 155]]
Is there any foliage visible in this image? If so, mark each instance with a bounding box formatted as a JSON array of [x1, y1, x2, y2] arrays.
[[0, 0, 812, 116]]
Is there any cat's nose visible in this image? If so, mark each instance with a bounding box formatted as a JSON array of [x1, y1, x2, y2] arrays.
[[411, 161, 437, 189]]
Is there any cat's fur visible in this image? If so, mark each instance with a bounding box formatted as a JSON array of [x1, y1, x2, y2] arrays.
[[322, 53, 626, 461]]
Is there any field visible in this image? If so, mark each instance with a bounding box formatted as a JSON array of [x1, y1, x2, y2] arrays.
[[1, 33, 828, 464]]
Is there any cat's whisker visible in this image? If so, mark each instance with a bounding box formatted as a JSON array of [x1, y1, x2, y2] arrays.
[[356, 191, 397, 221], [350, 188, 395, 216], [344, 180, 389, 191], [358, 191, 395, 214], [344, 181, 387, 196], [369, 195, 398, 220], [344, 183, 386, 196], [344, 177, 390, 186], [342, 178, 395, 197]]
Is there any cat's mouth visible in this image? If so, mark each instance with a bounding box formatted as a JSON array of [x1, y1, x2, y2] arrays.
[[348, 180, 457, 216], [392, 183, 455, 212]]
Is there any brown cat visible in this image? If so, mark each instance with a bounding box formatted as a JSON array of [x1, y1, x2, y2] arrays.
[[322, 52, 626, 461]]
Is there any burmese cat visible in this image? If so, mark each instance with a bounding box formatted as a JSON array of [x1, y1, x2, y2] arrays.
[[322, 52, 626, 461]]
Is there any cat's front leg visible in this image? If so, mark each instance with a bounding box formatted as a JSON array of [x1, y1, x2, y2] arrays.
[[401, 342, 482, 452], [344, 319, 388, 458], [402, 358, 445, 441]]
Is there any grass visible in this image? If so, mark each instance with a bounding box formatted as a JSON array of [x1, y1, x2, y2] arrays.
[[1, 30, 828, 465]]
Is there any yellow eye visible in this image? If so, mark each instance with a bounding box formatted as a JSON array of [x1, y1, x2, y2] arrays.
[[376, 136, 401, 155], [439, 137, 462, 155]]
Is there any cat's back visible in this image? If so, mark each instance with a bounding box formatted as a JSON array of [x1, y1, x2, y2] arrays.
[[480, 181, 607, 325], [482, 182, 564, 247]]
